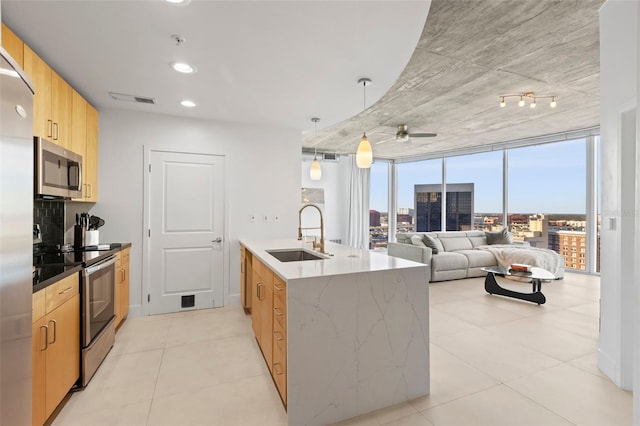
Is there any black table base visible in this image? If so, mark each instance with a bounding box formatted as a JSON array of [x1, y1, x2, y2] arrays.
[[484, 272, 546, 305]]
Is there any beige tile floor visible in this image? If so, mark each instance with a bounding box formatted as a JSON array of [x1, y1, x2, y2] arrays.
[[51, 272, 632, 426]]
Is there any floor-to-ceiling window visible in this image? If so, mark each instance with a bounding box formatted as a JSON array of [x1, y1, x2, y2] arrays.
[[445, 151, 503, 231], [507, 139, 587, 270], [397, 159, 442, 233], [369, 161, 389, 249]]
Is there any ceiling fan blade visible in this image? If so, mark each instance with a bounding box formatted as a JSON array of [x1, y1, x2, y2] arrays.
[[408, 132, 437, 137], [375, 137, 396, 145]]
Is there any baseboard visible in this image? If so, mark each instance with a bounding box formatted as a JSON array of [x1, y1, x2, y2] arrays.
[[127, 304, 143, 319], [598, 348, 619, 385], [227, 293, 241, 306]]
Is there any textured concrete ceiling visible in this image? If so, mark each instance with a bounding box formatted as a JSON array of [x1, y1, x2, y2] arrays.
[[304, 0, 604, 161]]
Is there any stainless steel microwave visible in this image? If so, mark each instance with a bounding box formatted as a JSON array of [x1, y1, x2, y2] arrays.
[[34, 137, 82, 198]]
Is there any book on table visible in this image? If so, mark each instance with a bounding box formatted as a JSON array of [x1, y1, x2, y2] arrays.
[[509, 263, 532, 273]]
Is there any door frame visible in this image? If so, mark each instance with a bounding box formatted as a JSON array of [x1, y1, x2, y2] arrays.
[[142, 147, 229, 316]]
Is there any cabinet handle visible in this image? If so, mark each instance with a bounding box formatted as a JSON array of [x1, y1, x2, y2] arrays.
[[274, 284, 284, 292], [273, 330, 284, 341], [40, 325, 49, 351], [273, 363, 284, 376], [58, 286, 73, 295], [53, 122, 59, 140], [48, 319, 57, 344], [87, 183, 92, 198], [121, 269, 125, 282], [257, 283, 263, 300], [47, 119, 53, 138], [273, 307, 284, 317]]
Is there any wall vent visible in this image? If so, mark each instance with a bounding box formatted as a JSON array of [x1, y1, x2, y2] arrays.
[[322, 153, 339, 161], [109, 92, 157, 105]]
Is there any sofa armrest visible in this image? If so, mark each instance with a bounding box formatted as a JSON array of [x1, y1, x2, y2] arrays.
[[511, 241, 531, 247], [387, 242, 432, 265]]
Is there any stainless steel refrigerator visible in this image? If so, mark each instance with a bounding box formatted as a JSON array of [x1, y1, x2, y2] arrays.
[[0, 47, 35, 425]]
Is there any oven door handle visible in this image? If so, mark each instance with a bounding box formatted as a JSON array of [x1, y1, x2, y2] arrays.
[[84, 255, 117, 276]]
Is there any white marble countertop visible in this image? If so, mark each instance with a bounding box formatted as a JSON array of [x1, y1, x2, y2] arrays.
[[240, 239, 426, 281]]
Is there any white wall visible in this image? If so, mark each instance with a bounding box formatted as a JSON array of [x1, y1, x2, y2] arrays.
[[598, 0, 638, 394], [89, 108, 301, 316]]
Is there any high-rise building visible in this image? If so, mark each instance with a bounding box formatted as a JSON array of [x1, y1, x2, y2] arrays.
[[414, 183, 474, 231], [369, 210, 381, 227], [511, 213, 549, 248], [549, 230, 588, 271]]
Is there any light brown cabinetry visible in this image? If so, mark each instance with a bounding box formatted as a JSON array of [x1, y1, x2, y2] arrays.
[[240, 245, 252, 309], [115, 248, 130, 328], [71, 92, 99, 202], [249, 255, 287, 406], [32, 274, 80, 426], [1, 23, 24, 68], [252, 257, 273, 373], [272, 275, 287, 405]]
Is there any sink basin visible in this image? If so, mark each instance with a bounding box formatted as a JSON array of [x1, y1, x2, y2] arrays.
[[267, 249, 326, 262]]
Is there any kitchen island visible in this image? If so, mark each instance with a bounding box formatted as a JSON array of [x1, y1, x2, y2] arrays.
[[240, 239, 430, 426]]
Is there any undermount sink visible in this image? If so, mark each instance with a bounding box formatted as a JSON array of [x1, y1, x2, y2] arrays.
[[267, 249, 326, 262]]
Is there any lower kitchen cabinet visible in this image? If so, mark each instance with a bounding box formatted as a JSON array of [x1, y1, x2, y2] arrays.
[[240, 245, 252, 310], [115, 247, 130, 328], [250, 256, 287, 406], [32, 273, 80, 426]]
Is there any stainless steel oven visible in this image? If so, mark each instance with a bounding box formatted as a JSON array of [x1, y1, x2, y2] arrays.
[[81, 254, 116, 387]]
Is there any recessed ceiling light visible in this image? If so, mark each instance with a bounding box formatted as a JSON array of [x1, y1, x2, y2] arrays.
[[180, 100, 196, 108], [165, 0, 191, 5], [171, 62, 196, 74]]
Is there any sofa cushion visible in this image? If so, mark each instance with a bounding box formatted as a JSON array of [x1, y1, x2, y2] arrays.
[[411, 235, 427, 247], [456, 249, 497, 268], [430, 251, 468, 272], [485, 228, 513, 245], [440, 236, 473, 252], [422, 235, 442, 254], [469, 235, 488, 247]]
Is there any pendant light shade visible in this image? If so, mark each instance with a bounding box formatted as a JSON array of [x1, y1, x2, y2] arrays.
[[310, 158, 322, 180], [356, 132, 373, 168], [356, 78, 373, 169], [309, 117, 322, 180]]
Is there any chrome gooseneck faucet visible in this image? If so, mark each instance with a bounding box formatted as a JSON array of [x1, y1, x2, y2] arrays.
[[298, 203, 325, 254]]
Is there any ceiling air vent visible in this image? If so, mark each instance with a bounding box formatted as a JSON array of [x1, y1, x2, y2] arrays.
[[323, 153, 339, 161], [109, 92, 157, 105]]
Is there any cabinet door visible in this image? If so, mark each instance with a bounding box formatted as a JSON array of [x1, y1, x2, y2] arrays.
[[51, 71, 72, 148], [251, 267, 261, 340], [1, 24, 24, 68], [120, 248, 130, 322], [84, 103, 99, 201], [44, 294, 79, 418], [23, 46, 52, 140], [31, 318, 47, 426], [70, 90, 87, 201], [260, 267, 273, 373]]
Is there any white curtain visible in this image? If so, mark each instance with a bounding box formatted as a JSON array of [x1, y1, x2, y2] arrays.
[[346, 155, 370, 249]]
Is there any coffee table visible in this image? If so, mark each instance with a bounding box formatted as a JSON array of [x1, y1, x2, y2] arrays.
[[481, 266, 557, 305]]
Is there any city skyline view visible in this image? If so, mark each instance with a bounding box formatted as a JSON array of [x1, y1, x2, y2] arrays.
[[370, 139, 593, 215]]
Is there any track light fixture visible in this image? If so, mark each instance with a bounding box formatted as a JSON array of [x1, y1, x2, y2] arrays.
[[499, 91, 557, 109]]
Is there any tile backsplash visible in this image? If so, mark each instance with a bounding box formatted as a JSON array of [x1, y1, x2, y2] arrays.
[[34, 199, 64, 246]]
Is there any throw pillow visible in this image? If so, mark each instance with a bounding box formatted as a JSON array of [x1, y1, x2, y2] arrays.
[[421, 234, 441, 254], [410, 235, 427, 247], [485, 228, 513, 245]]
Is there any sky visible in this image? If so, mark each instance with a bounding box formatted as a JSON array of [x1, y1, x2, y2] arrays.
[[370, 139, 596, 215]]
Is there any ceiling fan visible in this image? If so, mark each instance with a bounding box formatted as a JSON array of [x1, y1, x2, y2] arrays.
[[376, 124, 437, 144]]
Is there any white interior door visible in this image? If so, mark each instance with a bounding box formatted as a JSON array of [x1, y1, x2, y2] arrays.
[[149, 151, 225, 315]]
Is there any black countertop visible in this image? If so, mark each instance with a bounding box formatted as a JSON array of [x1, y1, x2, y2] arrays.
[[32, 242, 132, 293]]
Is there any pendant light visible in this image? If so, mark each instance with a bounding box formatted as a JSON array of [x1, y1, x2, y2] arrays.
[[310, 117, 322, 180], [356, 78, 373, 169]]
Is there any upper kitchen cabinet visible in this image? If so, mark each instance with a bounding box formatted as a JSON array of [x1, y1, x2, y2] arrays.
[[23, 45, 72, 149], [71, 92, 98, 202], [84, 103, 99, 202], [1, 23, 24, 68]]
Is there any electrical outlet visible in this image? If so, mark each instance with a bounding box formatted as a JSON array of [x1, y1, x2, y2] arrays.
[[249, 214, 256, 223]]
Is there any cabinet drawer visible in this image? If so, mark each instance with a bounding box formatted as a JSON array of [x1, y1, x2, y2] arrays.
[[122, 247, 130, 263], [273, 276, 286, 304], [272, 341, 287, 405], [45, 274, 79, 313], [115, 251, 122, 269], [273, 326, 286, 356], [33, 289, 46, 322]]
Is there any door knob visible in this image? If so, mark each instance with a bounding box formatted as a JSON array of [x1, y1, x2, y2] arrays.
[[212, 238, 222, 243]]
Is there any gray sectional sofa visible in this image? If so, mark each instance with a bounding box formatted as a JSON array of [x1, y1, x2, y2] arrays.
[[387, 230, 564, 282]]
